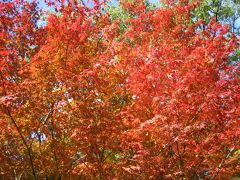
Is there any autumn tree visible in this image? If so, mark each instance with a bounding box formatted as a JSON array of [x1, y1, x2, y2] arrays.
[[0, 0, 239, 179], [118, 0, 240, 178], [191, 0, 240, 65], [0, 0, 45, 178], [192, 0, 240, 34]]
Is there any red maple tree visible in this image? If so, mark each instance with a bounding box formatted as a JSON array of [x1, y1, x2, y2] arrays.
[[0, 0, 239, 179]]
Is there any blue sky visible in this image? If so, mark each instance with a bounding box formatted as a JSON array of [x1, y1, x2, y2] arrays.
[[33, 0, 239, 32], [36, 0, 159, 10]]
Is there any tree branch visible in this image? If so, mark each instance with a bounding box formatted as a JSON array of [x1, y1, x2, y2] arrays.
[[0, 71, 37, 179], [211, 147, 235, 179]]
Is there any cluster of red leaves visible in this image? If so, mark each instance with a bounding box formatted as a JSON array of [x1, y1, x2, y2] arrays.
[[0, 0, 239, 179]]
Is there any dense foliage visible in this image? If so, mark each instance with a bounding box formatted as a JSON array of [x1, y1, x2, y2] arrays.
[[0, 0, 239, 179]]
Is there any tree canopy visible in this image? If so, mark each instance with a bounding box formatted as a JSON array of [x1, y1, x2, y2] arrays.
[[0, 0, 239, 179]]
